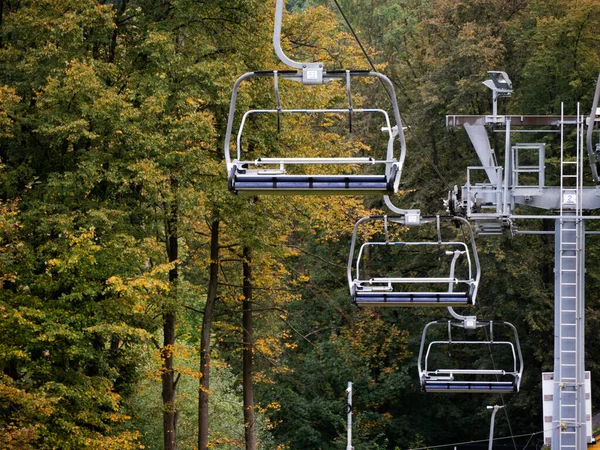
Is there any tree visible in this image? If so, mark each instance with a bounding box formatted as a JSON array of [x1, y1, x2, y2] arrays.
[[0, 0, 271, 448], [198, 217, 219, 450]]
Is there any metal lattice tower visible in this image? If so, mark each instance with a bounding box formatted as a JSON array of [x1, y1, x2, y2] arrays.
[[446, 72, 600, 449], [552, 105, 587, 450]]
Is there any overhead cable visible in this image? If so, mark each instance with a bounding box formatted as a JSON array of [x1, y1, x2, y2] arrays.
[[331, 0, 452, 189]]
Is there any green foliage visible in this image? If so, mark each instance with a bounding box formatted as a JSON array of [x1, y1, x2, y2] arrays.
[[121, 345, 275, 450], [514, 0, 600, 113], [0, 0, 270, 447], [2, 1, 600, 449]]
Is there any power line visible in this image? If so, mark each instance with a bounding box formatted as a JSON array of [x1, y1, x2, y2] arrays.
[[407, 430, 546, 450]]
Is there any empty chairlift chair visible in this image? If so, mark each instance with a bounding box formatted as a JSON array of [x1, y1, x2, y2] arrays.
[[418, 319, 523, 393], [347, 215, 480, 307], [223, 1, 406, 195], [224, 70, 405, 195]]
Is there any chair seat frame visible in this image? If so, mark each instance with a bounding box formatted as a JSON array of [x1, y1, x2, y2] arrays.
[[224, 70, 406, 195]]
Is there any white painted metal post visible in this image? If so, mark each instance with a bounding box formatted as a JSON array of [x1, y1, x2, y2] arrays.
[[346, 382, 354, 450], [487, 405, 504, 450]]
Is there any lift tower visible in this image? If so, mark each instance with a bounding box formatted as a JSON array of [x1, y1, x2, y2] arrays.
[[447, 72, 600, 450]]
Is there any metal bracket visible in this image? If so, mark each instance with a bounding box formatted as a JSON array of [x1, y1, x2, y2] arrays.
[[383, 195, 420, 224], [482, 71, 512, 119], [274, 0, 325, 84], [302, 63, 324, 85]]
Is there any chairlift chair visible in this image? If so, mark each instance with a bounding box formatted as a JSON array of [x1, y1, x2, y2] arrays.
[[418, 319, 523, 393], [223, 0, 406, 195], [224, 70, 405, 195], [347, 215, 480, 307]]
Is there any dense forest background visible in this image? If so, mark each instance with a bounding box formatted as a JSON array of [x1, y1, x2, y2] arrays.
[[2, 0, 600, 449]]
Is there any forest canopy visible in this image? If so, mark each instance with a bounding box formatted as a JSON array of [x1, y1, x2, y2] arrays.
[[1, 0, 600, 449]]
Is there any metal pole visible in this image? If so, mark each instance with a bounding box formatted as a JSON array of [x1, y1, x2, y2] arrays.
[[503, 117, 512, 216], [273, 0, 303, 69], [487, 405, 504, 450], [346, 382, 353, 450]]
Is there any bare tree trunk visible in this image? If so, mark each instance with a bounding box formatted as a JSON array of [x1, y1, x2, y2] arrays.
[[242, 246, 256, 450], [163, 180, 179, 450], [162, 312, 178, 450], [198, 218, 219, 450], [0, 0, 4, 49]]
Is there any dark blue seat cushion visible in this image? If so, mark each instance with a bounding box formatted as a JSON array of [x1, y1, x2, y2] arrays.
[[354, 292, 471, 306], [423, 381, 516, 393]]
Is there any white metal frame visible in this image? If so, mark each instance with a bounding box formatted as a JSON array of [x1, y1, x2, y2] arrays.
[[224, 71, 405, 194], [417, 320, 524, 393], [347, 215, 480, 304], [223, 0, 408, 195]]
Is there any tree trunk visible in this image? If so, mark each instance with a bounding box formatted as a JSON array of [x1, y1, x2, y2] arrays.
[[163, 181, 179, 450], [242, 246, 256, 450], [0, 0, 4, 49], [162, 312, 177, 450], [198, 218, 219, 450]]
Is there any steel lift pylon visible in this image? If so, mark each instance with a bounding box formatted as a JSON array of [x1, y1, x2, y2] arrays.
[[447, 72, 600, 449]]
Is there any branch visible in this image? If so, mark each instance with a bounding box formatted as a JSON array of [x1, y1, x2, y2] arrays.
[[150, 336, 161, 350], [183, 304, 204, 315], [217, 282, 298, 292], [287, 38, 319, 50], [259, 305, 318, 348], [218, 243, 241, 250]]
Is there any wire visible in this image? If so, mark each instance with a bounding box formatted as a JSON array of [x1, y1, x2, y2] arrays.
[[330, 0, 452, 190], [331, 0, 378, 72], [407, 430, 547, 450], [473, 298, 519, 450], [407, 422, 560, 450]]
